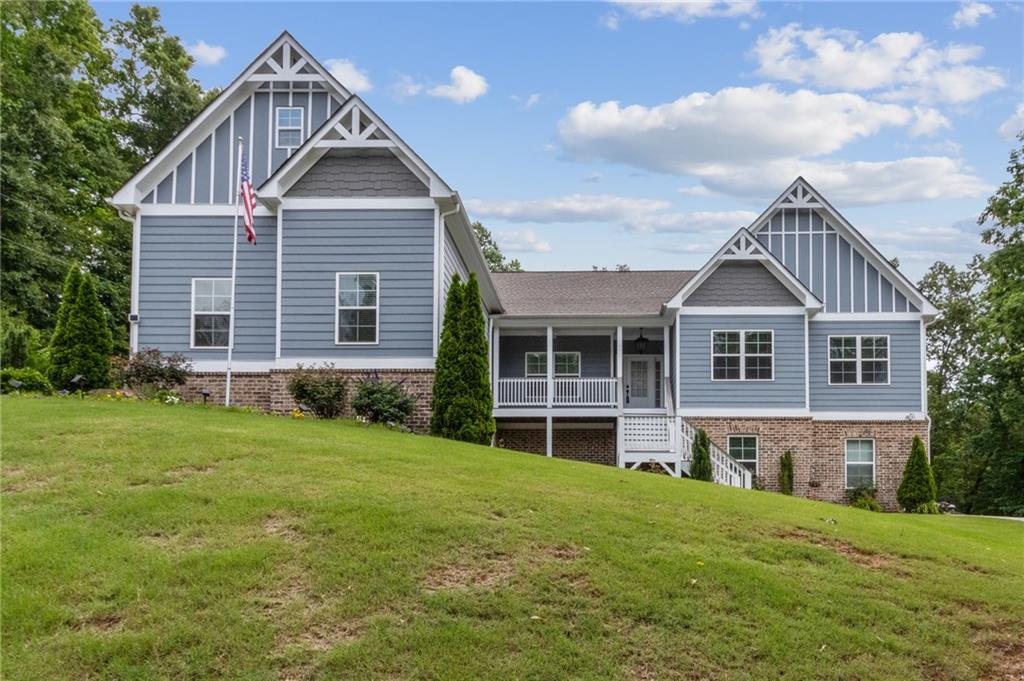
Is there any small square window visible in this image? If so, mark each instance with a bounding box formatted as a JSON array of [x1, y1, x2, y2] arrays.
[[276, 107, 304, 148], [728, 435, 758, 474], [525, 352, 546, 377]]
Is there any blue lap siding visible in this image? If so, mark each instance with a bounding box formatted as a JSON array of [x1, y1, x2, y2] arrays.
[[137, 215, 277, 360], [808, 320, 922, 411], [280, 209, 435, 358], [678, 314, 806, 409]]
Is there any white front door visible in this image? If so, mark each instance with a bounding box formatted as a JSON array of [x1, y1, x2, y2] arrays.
[[625, 356, 659, 409]]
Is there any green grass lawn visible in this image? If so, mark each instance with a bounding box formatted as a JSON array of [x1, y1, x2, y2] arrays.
[[2, 397, 1022, 680]]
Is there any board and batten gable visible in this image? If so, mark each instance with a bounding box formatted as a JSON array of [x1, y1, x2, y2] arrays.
[[752, 209, 918, 314], [279, 209, 435, 358], [678, 314, 806, 409], [142, 84, 344, 205], [808, 320, 922, 412], [136, 215, 277, 361]]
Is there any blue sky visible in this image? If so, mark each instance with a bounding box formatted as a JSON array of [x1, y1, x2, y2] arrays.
[[95, 1, 1023, 280]]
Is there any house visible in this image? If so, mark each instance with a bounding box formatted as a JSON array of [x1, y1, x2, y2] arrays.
[[110, 33, 935, 510]]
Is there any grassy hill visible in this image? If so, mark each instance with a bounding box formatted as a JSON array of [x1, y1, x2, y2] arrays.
[[2, 397, 1022, 680]]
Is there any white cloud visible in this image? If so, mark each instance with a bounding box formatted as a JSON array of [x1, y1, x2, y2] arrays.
[[692, 156, 990, 205], [583, 171, 604, 183], [951, 1, 995, 28], [751, 24, 1005, 104], [390, 73, 424, 99], [677, 185, 713, 197], [495, 229, 552, 253], [467, 193, 754, 234], [600, 11, 621, 30], [187, 40, 227, 66], [511, 93, 541, 109], [428, 66, 488, 104], [324, 58, 373, 93], [998, 103, 1024, 139], [558, 85, 913, 172], [910, 106, 951, 136], [467, 194, 671, 223], [612, 1, 759, 23]]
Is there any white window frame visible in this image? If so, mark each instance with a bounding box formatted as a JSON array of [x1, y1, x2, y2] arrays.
[[844, 438, 876, 489], [525, 351, 580, 377], [727, 434, 759, 475], [827, 335, 891, 386], [275, 106, 304, 149], [335, 272, 379, 346], [710, 329, 774, 382], [190, 277, 232, 349]]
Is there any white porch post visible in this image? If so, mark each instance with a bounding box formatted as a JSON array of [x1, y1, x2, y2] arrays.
[[545, 414, 553, 458], [492, 325, 500, 406], [616, 326, 623, 411], [546, 326, 554, 409], [662, 326, 671, 411]]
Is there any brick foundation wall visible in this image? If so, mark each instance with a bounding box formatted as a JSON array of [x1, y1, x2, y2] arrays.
[[496, 419, 616, 467], [182, 369, 435, 431], [688, 417, 929, 510]]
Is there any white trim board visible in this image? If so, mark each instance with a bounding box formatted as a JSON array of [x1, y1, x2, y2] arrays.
[[190, 357, 436, 372], [680, 306, 806, 316]]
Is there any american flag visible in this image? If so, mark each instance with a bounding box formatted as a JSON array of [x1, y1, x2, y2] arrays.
[[239, 147, 257, 244]]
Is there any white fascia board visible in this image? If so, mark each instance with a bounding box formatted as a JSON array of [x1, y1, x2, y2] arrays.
[[137, 204, 276, 217], [678, 408, 811, 418], [811, 411, 928, 422], [679, 306, 807, 316], [442, 194, 504, 313], [112, 32, 350, 210], [812, 312, 924, 322], [493, 315, 670, 328], [749, 177, 937, 317], [279, 197, 437, 210], [190, 357, 436, 372]]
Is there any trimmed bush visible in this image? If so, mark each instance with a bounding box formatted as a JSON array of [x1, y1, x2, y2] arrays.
[[287, 364, 348, 419], [689, 428, 713, 482], [846, 483, 881, 511], [897, 436, 937, 512], [1, 367, 52, 394], [1, 320, 32, 369], [49, 268, 112, 390], [353, 374, 416, 425], [779, 450, 794, 495], [451, 274, 495, 444], [114, 348, 192, 398]]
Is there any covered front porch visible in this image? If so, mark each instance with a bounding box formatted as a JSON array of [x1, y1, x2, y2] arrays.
[[491, 324, 675, 412]]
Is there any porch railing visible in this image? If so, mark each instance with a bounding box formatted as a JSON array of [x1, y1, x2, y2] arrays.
[[495, 377, 618, 407], [680, 419, 752, 488]]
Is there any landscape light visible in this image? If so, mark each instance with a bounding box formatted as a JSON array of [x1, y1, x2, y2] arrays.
[[70, 375, 83, 385], [8, 379, 23, 389], [200, 387, 211, 404]]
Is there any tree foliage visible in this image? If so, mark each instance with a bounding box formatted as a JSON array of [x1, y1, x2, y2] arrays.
[[472, 222, 522, 272], [431, 276, 465, 436], [690, 429, 713, 482], [0, 1, 208, 352], [49, 269, 112, 389]]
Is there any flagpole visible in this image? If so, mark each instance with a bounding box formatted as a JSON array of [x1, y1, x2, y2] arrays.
[[225, 137, 244, 407]]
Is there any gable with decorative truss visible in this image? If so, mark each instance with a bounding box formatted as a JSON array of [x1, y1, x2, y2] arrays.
[[667, 228, 821, 309], [748, 178, 935, 316], [258, 96, 451, 202], [111, 32, 351, 210]]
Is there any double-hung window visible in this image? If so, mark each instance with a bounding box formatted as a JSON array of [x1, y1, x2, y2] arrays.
[[712, 330, 773, 381], [727, 435, 758, 474], [829, 336, 889, 384], [845, 439, 875, 488], [525, 351, 580, 377], [191, 278, 231, 348], [275, 107, 303, 148], [336, 273, 378, 344]]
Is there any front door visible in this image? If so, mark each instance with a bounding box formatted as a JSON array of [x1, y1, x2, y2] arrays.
[[625, 356, 659, 409]]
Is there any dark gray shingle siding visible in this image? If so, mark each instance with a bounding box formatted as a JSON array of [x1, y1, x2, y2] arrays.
[[685, 262, 800, 306], [286, 149, 428, 197]]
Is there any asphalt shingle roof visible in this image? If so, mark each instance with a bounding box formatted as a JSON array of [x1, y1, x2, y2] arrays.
[[490, 270, 697, 316]]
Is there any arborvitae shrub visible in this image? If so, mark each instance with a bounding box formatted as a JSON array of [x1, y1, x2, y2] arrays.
[[48, 265, 83, 387], [353, 374, 415, 425], [689, 428, 714, 482], [1, 320, 32, 369], [287, 364, 348, 419], [50, 272, 112, 390], [450, 273, 495, 445], [779, 450, 795, 495], [897, 435, 937, 512], [431, 276, 464, 436]]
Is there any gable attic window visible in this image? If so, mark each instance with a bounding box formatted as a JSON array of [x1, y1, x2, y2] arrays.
[[275, 107, 304, 148]]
